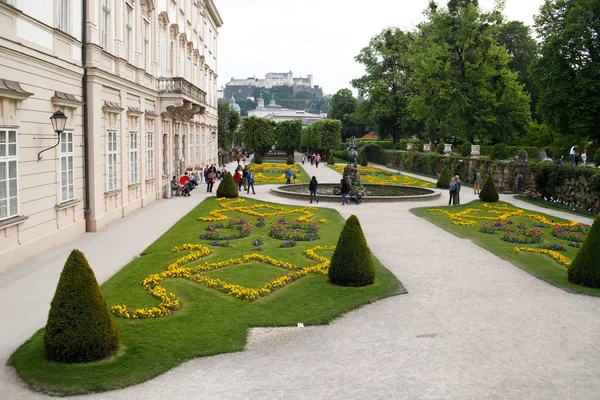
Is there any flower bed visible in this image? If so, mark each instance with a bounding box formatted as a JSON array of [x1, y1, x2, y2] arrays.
[[329, 164, 435, 187], [250, 163, 309, 184]]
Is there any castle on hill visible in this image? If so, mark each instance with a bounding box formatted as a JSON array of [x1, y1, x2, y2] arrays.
[[223, 71, 321, 101]]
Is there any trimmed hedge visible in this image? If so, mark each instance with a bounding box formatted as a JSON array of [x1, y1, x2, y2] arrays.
[[216, 172, 239, 198], [253, 153, 263, 164], [479, 176, 499, 202], [360, 152, 368, 166], [44, 249, 120, 363], [491, 143, 508, 160], [329, 215, 375, 287], [286, 154, 295, 164], [461, 143, 472, 157], [568, 215, 600, 288], [437, 167, 451, 189]]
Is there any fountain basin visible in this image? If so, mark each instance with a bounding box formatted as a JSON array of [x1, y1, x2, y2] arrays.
[[270, 184, 441, 203]]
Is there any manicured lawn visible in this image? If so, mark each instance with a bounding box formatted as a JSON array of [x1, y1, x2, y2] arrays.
[[9, 197, 404, 396], [411, 200, 600, 296], [514, 195, 598, 218], [328, 164, 435, 187], [250, 163, 310, 184]]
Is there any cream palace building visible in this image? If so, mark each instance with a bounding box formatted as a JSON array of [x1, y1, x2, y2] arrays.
[[0, 0, 222, 271]]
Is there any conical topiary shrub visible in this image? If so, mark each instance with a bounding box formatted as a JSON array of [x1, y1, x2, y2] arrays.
[[253, 153, 263, 164], [360, 152, 368, 166], [479, 175, 499, 202], [329, 215, 375, 287], [436, 167, 451, 189], [216, 172, 239, 198], [286, 154, 295, 164], [568, 216, 600, 288], [44, 249, 120, 363]]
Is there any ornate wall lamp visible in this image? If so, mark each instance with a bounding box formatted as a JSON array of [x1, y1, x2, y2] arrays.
[[38, 110, 68, 161]]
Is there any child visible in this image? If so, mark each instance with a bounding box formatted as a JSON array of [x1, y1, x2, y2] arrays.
[[582, 149, 587, 166]]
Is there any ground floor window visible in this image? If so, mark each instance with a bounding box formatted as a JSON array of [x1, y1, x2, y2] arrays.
[[147, 132, 154, 179], [60, 131, 74, 202], [0, 128, 18, 219], [130, 132, 138, 184], [107, 130, 117, 191]]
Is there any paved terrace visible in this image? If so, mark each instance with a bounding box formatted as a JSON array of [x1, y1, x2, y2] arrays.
[[1, 157, 598, 399]]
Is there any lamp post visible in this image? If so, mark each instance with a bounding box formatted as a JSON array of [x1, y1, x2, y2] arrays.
[[211, 131, 217, 163], [38, 110, 68, 160]]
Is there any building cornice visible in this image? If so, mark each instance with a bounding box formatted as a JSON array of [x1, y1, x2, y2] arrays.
[[206, 0, 223, 27]]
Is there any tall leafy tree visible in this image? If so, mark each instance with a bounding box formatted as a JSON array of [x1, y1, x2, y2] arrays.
[[328, 89, 365, 139], [312, 119, 342, 159], [495, 20, 540, 119], [217, 102, 240, 151], [241, 116, 276, 156], [301, 124, 322, 152], [352, 28, 416, 144], [532, 0, 600, 143], [275, 120, 302, 155], [409, 1, 531, 145]]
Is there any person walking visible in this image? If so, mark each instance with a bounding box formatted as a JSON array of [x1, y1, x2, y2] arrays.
[[582, 149, 588, 166], [449, 176, 457, 205], [315, 154, 321, 168], [242, 165, 249, 191], [246, 168, 256, 194], [301, 155, 306, 165], [309, 176, 319, 204], [570, 145, 578, 165], [233, 166, 242, 189], [340, 178, 350, 205], [310, 153, 314, 166], [206, 169, 215, 192], [285, 167, 292, 184], [473, 169, 481, 194], [236, 154, 240, 165]]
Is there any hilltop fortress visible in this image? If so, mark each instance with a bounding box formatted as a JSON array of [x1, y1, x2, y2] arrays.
[[223, 71, 322, 101]]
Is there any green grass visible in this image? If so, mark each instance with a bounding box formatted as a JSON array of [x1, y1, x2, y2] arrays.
[[203, 262, 289, 287], [514, 195, 598, 219], [250, 163, 310, 185], [9, 197, 404, 396], [411, 200, 600, 297], [328, 164, 435, 188]]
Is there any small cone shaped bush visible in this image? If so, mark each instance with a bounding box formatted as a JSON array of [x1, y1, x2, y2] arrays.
[[479, 175, 499, 202], [568, 215, 600, 288], [253, 153, 263, 164], [436, 167, 451, 189], [286, 154, 295, 164], [329, 215, 375, 287], [44, 249, 119, 363], [216, 172, 239, 198]]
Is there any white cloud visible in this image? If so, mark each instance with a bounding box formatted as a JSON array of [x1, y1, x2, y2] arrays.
[[215, 0, 544, 95]]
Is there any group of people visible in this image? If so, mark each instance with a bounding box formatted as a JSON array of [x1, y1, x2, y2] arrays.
[[449, 174, 462, 205], [232, 165, 256, 194], [305, 153, 321, 167], [170, 164, 228, 196], [569, 145, 588, 166], [235, 152, 249, 166]]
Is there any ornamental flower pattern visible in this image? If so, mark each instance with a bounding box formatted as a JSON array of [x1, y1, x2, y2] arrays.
[[111, 198, 336, 320]]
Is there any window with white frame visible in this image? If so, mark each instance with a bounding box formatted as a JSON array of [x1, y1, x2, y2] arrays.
[[130, 132, 138, 184], [147, 132, 154, 179], [193, 63, 198, 86], [195, 134, 199, 166], [179, 48, 184, 77], [102, 0, 112, 52], [0, 129, 18, 220], [60, 131, 74, 202], [159, 31, 166, 76], [107, 131, 117, 191], [143, 20, 150, 70], [57, 0, 70, 33], [125, 4, 133, 62]]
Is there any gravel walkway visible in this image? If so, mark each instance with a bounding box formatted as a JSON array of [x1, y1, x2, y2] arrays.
[[1, 158, 599, 400]]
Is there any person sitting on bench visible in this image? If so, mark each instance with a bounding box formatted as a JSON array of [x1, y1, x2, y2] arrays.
[[171, 176, 184, 196]]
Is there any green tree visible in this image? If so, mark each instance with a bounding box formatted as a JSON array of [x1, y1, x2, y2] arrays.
[[328, 89, 365, 139], [409, 1, 531, 145], [301, 124, 322, 152], [495, 20, 540, 119], [241, 116, 276, 156], [532, 0, 600, 143], [275, 120, 302, 155], [352, 28, 417, 144], [218, 102, 241, 151], [312, 119, 342, 159], [44, 249, 120, 363]]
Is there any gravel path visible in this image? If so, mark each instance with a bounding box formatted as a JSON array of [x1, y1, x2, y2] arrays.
[[1, 158, 599, 400]]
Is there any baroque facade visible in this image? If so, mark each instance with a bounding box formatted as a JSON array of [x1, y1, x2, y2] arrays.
[[0, 0, 222, 271]]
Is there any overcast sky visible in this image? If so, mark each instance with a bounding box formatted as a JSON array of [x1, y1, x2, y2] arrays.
[[214, 0, 545, 96]]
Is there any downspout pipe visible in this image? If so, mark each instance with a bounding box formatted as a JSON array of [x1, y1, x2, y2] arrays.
[[82, 0, 91, 232]]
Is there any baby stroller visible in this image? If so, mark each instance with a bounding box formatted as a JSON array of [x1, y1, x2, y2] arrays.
[[347, 189, 362, 205], [179, 181, 195, 197]]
